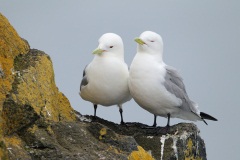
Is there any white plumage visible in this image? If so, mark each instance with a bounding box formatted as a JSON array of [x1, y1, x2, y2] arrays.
[[129, 31, 217, 127], [80, 33, 131, 124]]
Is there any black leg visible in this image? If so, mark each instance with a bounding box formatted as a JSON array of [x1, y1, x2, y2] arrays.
[[152, 114, 157, 127], [119, 107, 125, 125], [159, 113, 171, 134], [93, 104, 97, 118], [166, 113, 170, 127]]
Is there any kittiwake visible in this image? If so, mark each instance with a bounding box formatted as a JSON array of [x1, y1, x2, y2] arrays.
[[129, 31, 217, 127], [80, 33, 131, 124]]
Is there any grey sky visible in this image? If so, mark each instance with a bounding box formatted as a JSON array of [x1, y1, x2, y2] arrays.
[[1, 1, 240, 159]]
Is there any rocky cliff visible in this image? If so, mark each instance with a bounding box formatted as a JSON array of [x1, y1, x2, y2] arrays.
[[0, 13, 207, 160]]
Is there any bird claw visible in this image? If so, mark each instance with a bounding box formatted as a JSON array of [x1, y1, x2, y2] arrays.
[[140, 125, 157, 129], [91, 116, 97, 122], [120, 121, 125, 125]]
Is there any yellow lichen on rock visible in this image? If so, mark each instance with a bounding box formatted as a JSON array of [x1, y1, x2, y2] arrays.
[[46, 125, 54, 135], [0, 13, 75, 137], [0, 12, 29, 109], [0, 140, 8, 160], [57, 92, 76, 121], [0, 13, 29, 58], [184, 139, 202, 160], [99, 128, 107, 140], [3, 135, 31, 159], [0, 13, 30, 158], [106, 145, 122, 154], [10, 51, 76, 123], [4, 136, 22, 147], [26, 124, 39, 134], [11, 54, 56, 117], [0, 13, 29, 107], [128, 146, 155, 160], [0, 57, 14, 134]]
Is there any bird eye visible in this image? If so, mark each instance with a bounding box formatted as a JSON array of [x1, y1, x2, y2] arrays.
[[110, 46, 113, 48]]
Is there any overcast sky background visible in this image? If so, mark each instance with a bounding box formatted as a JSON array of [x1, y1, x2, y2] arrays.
[[1, 1, 239, 159]]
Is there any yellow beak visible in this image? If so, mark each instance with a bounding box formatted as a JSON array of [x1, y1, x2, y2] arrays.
[[134, 37, 145, 45], [92, 48, 105, 55]]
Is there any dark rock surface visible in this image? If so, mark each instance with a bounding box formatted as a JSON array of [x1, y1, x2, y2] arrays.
[[5, 112, 206, 160], [81, 114, 207, 160]]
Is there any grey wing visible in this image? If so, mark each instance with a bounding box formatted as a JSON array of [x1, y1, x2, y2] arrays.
[[164, 66, 198, 113], [80, 65, 88, 91], [165, 66, 187, 93]]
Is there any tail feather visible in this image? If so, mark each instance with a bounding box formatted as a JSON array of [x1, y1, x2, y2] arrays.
[[200, 112, 218, 121]]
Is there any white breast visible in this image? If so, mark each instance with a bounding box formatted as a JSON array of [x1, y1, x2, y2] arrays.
[[129, 54, 182, 116], [81, 57, 131, 106]]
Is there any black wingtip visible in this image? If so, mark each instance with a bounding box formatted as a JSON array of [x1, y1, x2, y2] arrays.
[[200, 112, 218, 121]]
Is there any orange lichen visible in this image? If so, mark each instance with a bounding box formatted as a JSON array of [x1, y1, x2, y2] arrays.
[[0, 13, 29, 58], [128, 146, 155, 160], [0, 12, 30, 138], [0, 57, 14, 107]]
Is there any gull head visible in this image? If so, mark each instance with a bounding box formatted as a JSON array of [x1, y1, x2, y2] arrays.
[[135, 31, 163, 55], [93, 33, 124, 58]]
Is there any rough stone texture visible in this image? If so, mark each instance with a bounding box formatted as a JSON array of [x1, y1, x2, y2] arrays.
[[19, 118, 138, 160], [86, 115, 206, 160], [3, 112, 206, 160], [0, 13, 207, 160], [2, 49, 77, 135]]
